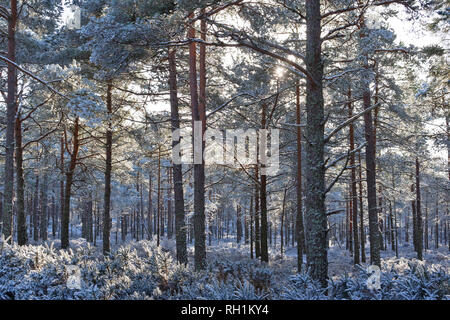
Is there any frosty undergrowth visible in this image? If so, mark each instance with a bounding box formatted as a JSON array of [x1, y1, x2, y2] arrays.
[[0, 238, 448, 300]]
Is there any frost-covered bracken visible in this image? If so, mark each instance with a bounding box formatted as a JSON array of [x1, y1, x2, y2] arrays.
[[0, 239, 448, 300]]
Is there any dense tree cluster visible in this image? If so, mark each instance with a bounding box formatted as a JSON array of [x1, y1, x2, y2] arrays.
[[0, 0, 448, 288]]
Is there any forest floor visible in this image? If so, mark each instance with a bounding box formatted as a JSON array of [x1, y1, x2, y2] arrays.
[[0, 236, 448, 300]]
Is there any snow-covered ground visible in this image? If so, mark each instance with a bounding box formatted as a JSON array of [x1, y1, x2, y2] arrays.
[[0, 237, 448, 300]]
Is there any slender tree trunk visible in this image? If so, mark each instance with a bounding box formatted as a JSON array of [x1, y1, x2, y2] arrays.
[[358, 152, 366, 262], [357, 9, 381, 267], [415, 157, 423, 260], [51, 195, 57, 238], [244, 205, 249, 244], [148, 172, 153, 240], [347, 88, 360, 264], [33, 176, 39, 242], [388, 202, 392, 250], [391, 163, 399, 257], [2, 0, 18, 242], [362, 82, 381, 267], [168, 48, 188, 262], [281, 188, 287, 257], [167, 168, 173, 239], [187, 12, 207, 270], [157, 146, 161, 247], [260, 103, 269, 263], [15, 115, 27, 245], [379, 188, 385, 251], [103, 81, 113, 255], [412, 182, 417, 251], [87, 198, 93, 242], [61, 117, 80, 249], [40, 172, 48, 241], [236, 205, 242, 243], [60, 137, 65, 239], [254, 166, 261, 258], [295, 80, 305, 272], [435, 198, 439, 249]]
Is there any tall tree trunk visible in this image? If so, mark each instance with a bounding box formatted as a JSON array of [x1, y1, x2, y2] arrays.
[[236, 205, 242, 243], [167, 168, 173, 239], [260, 103, 269, 263], [2, 0, 18, 242], [15, 114, 27, 245], [60, 137, 65, 239], [362, 79, 380, 267], [357, 8, 381, 267], [295, 80, 305, 272], [244, 204, 249, 244], [254, 166, 261, 258], [281, 188, 287, 257], [358, 152, 366, 262], [435, 198, 439, 249], [304, 0, 328, 286], [147, 172, 153, 240], [40, 172, 48, 241], [416, 158, 423, 260], [389, 202, 394, 251], [51, 195, 57, 238], [188, 12, 207, 270], [61, 117, 80, 249], [87, 198, 93, 242], [379, 188, 385, 251], [103, 81, 113, 255], [157, 146, 161, 247], [168, 48, 187, 263], [33, 176, 39, 242], [348, 88, 360, 264], [411, 182, 417, 251]]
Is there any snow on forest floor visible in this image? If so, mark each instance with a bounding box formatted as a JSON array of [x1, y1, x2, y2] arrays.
[[0, 236, 448, 300]]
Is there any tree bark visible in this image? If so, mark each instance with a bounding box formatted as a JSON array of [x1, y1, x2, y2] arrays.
[[148, 172, 153, 240], [40, 172, 48, 241], [60, 137, 65, 239], [254, 166, 261, 258], [15, 114, 27, 245], [188, 12, 207, 270], [157, 146, 161, 247], [2, 0, 18, 242], [61, 117, 80, 249], [304, 0, 328, 286], [358, 152, 366, 262], [348, 87, 360, 264], [103, 81, 113, 255], [295, 81, 305, 272], [236, 205, 242, 243], [260, 103, 269, 263], [281, 188, 287, 257], [356, 4, 381, 267], [411, 182, 417, 251], [363, 87, 381, 267], [416, 157, 423, 260], [33, 175, 39, 242]]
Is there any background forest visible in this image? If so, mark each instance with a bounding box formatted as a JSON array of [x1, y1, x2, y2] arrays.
[[0, 0, 448, 300]]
